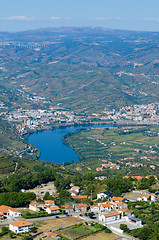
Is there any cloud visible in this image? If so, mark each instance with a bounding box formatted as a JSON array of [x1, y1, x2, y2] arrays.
[[143, 18, 159, 22], [50, 16, 61, 20], [94, 17, 106, 21], [64, 17, 71, 21], [5, 16, 35, 21], [93, 17, 128, 21]]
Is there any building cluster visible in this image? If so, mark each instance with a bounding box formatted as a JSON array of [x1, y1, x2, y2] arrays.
[[101, 103, 159, 124], [125, 162, 147, 168], [5, 108, 79, 133], [96, 161, 120, 172], [1, 184, 158, 235]]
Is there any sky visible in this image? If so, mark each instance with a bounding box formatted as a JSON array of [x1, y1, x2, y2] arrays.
[[1, 0, 159, 32]]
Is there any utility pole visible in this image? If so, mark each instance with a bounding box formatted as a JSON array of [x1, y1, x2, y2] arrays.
[[91, 190, 92, 201]]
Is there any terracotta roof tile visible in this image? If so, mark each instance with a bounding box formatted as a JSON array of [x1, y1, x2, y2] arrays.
[[10, 221, 33, 227], [0, 205, 20, 214], [104, 211, 121, 217], [48, 206, 60, 211]]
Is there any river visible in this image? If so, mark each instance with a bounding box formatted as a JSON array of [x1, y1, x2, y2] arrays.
[[28, 124, 112, 164]]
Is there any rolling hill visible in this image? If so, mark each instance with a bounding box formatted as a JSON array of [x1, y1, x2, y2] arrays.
[[0, 27, 159, 113]]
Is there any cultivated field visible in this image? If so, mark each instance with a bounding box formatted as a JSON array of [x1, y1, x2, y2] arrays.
[[82, 231, 118, 240], [34, 217, 83, 233]]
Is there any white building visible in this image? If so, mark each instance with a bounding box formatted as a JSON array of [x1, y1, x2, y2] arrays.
[[9, 221, 33, 233], [0, 205, 21, 217], [99, 211, 122, 223], [99, 203, 113, 212], [97, 191, 111, 200], [46, 206, 60, 214], [129, 216, 142, 227], [137, 194, 157, 202], [90, 205, 99, 213]]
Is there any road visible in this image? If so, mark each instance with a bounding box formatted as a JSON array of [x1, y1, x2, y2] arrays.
[[0, 214, 69, 226]]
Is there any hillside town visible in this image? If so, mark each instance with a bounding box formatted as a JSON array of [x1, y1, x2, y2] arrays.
[[1, 179, 158, 239], [101, 103, 159, 124], [0, 102, 159, 137]]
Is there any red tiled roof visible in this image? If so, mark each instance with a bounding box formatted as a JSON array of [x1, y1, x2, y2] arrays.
[[100, 203, 111, 208], [0, 205, 20, 214], [48, 206, 60, 211], [74, 204, 87, 208], [10, 221, 33, 227], [46, 231, 60, 237], [104, 211, 121, 217], [111, 197, 125, 202], [72, 195, 90, 199], [132, 176, 142, 180], [45, 200, 55, 204]]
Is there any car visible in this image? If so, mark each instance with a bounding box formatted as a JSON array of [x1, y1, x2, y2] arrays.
[[55, 216, 59, 218], [66, 214, 70, 217]]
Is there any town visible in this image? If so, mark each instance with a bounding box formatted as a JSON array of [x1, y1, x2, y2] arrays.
[[1, 102, 159, 135], [0, 175, 158, 240]]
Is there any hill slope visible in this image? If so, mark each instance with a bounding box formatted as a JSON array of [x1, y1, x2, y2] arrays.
[[0, 27, 159, 113]]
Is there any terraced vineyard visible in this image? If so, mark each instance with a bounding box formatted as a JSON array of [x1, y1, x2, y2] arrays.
[[64, 126, 159, 175]]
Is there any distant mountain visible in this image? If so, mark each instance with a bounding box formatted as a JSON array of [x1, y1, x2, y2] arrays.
[[0, 27, 159, 113]]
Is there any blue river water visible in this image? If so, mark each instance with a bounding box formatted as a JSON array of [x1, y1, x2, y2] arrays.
[[28, 124, 111, 164]]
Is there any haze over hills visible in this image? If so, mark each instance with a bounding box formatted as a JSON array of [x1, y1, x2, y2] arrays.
[[0, 27, 159, 113]]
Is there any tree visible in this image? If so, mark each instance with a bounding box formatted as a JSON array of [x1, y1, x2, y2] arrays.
[[58, 190, 71, 204], [120, 224, 130, 233], [88, 212, 95, 219]]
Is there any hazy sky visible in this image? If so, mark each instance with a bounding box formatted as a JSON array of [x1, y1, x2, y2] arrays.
[[1, 0, 159, 32]]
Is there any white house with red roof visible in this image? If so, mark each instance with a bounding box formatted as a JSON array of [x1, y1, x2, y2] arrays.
[[70, 186, 80, 193], [46, 206, 60, 214], [98, 203, 113, 212], [44, 200, 55, 206], [137, 194, 157, 202], [99, 211, 122, 223], [0, 205, 21, 217], [9, 221, 33, 233]]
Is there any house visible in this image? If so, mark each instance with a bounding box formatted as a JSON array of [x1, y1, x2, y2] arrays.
[[97, 191, 112, 200], [96, 167, 103, 171], [68, 189, 78, 196], [137, 194, 157, 202], [74, 204, 88, 213], [36, 194, 45, 200], [146, 175, 158, 180], [90, 205, 99, 213], [9, 221, 33, 233], [119, 208, 134, 216], [116, 202, 127, 209], [132, 176, 143, 180], [29, 201, 44, 212], [129, 216, 142, 227], [110, 197, 127, 203], [72, 195, 90, 200], [99, 203, 113, 212], [46, 231, 60, 239], [46, 206, 60, 214], [0, 205, 21, 217], [62, 205, 73, 214], [70, 186, 80, 193], [44, 200, 55, 206], [99, 211, 122, 223]]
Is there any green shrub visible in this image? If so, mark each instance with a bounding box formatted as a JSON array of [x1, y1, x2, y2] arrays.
[[120, 224, 130, 233], [105, 227, 112, 233]]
